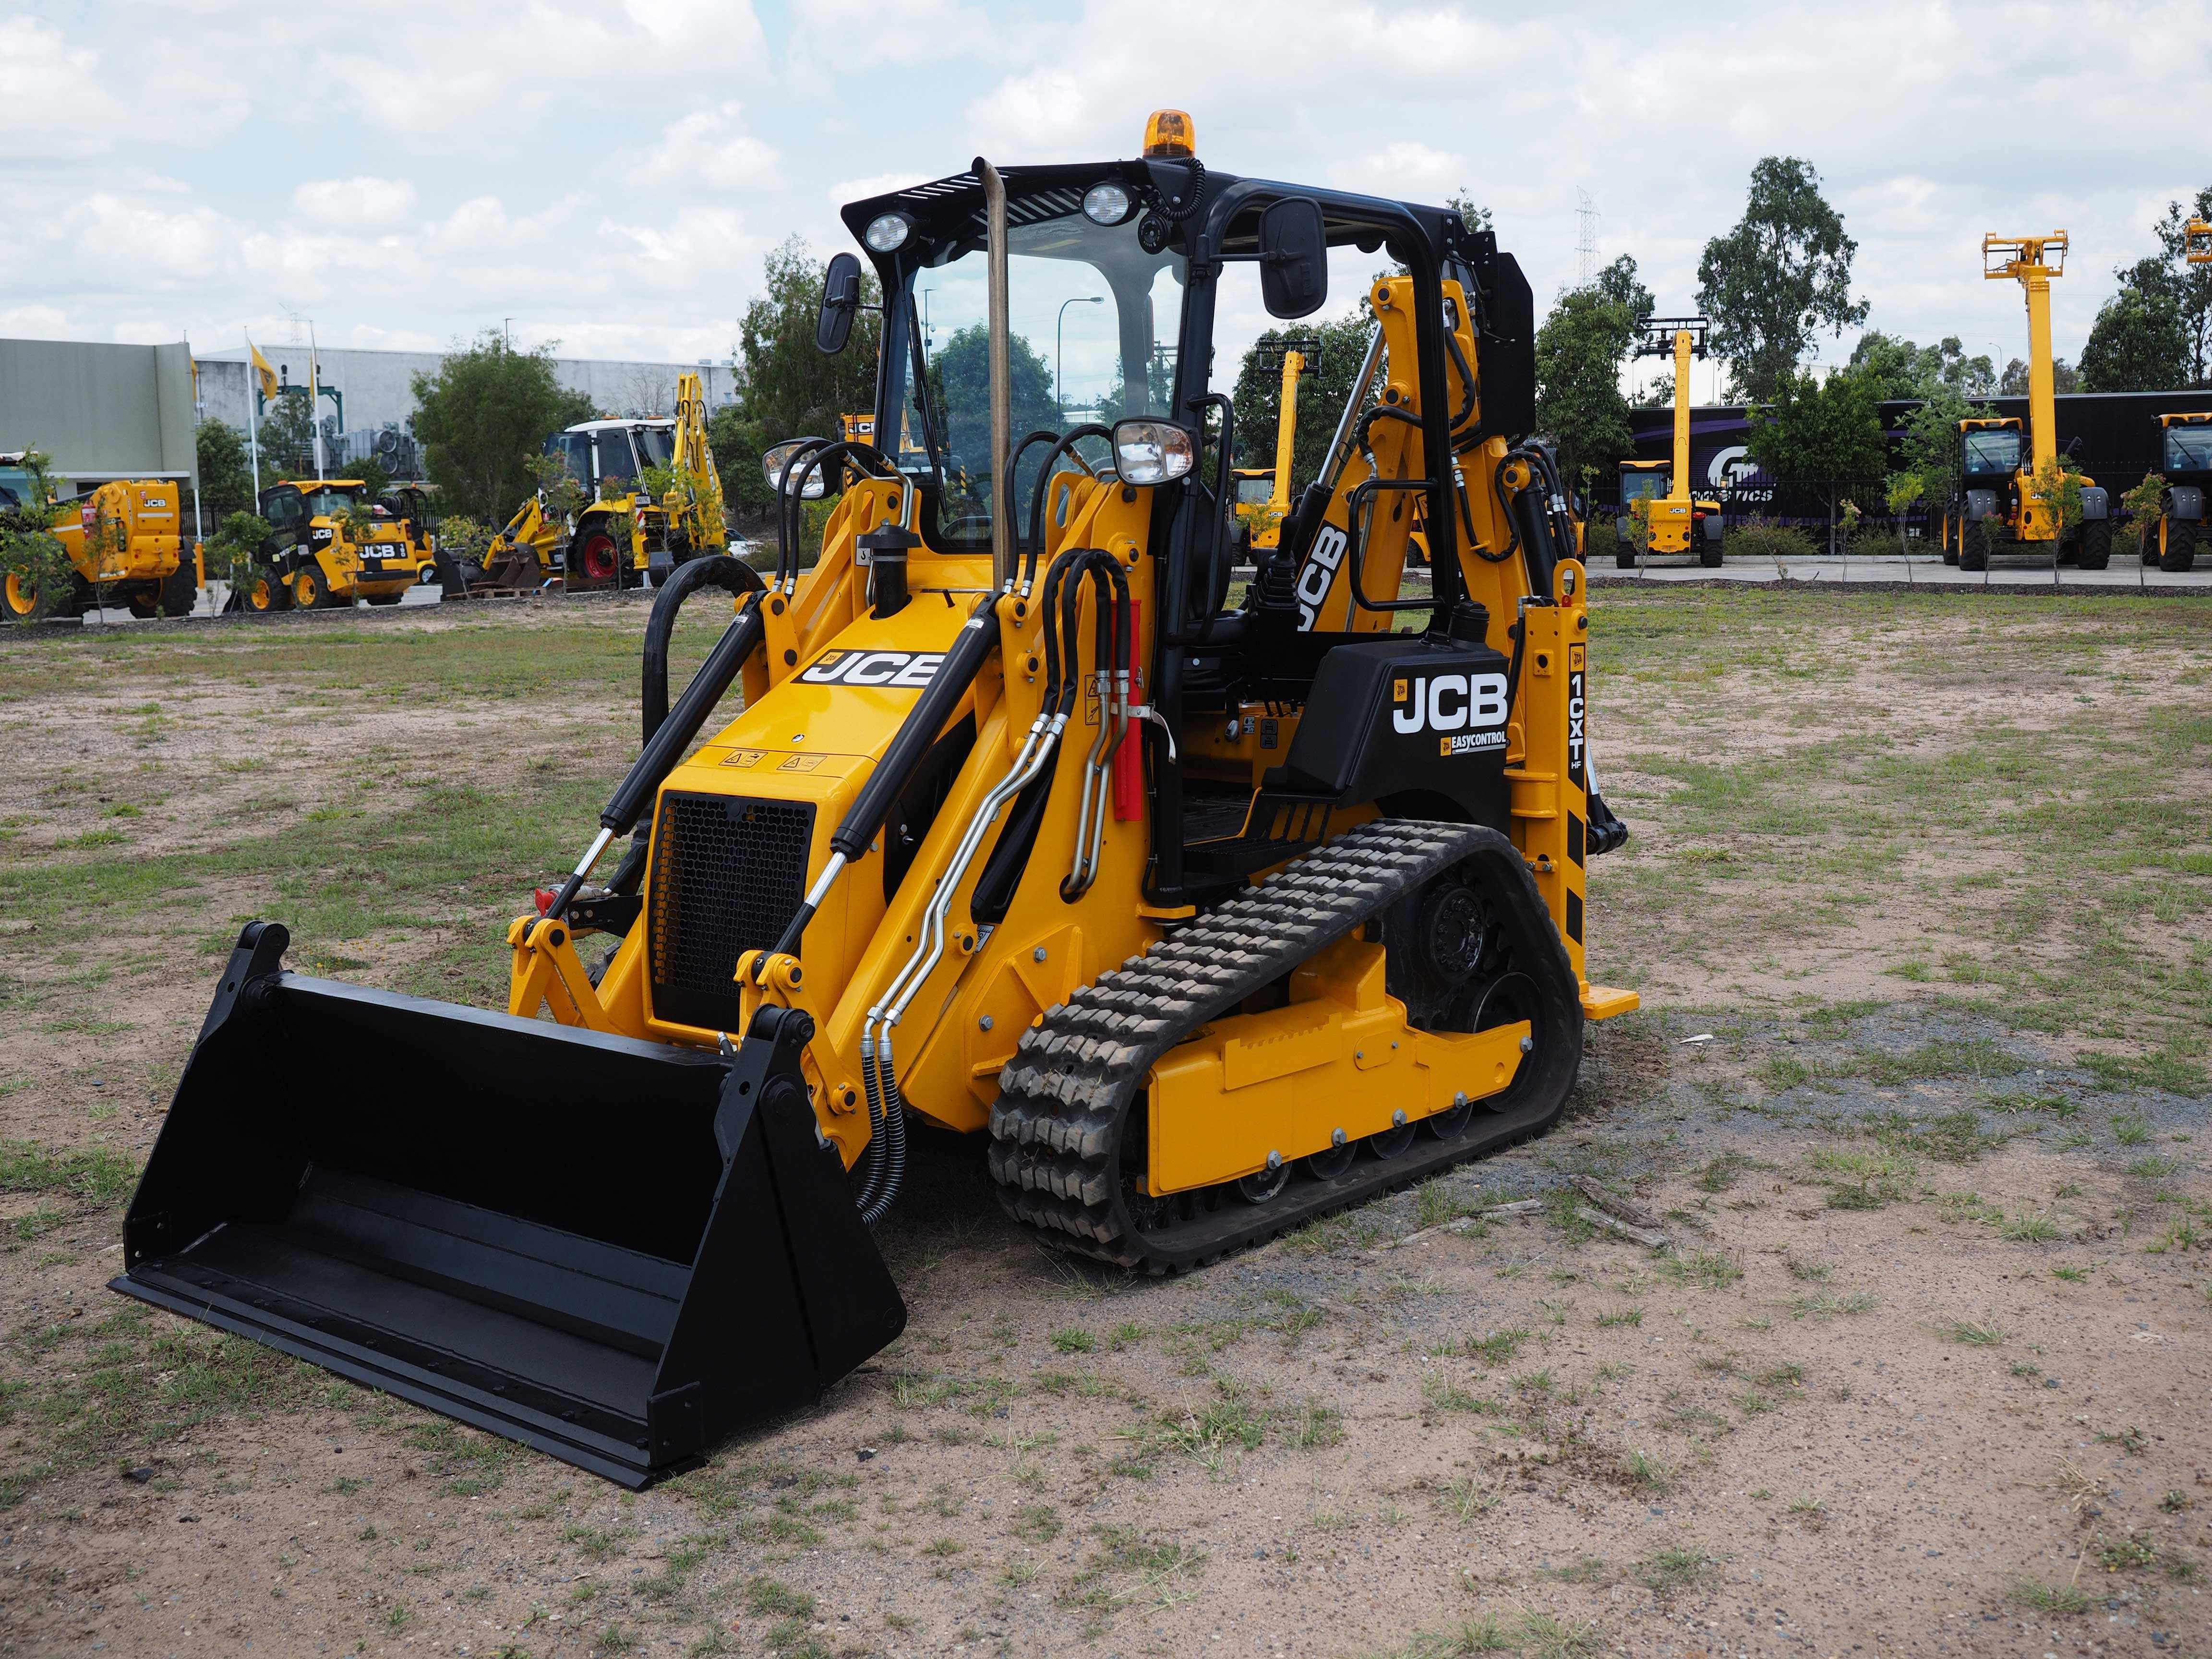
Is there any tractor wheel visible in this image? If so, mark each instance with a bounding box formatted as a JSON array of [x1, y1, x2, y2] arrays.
[[125, 587, 161, 619], [160, 560, 199, 617], [1941, 513, 1960, 566], [2164, 518, 2198, 574], [292, 565, 335, 610], [1700, 529, 1724, 569], [1960, 517, 1989, 572], [1614, 550, 1637, 570], [2079, 520, 2111, 571], [236, 570, 289, 613], [573, 529, 621, 587], [2, 569, 66, 623], [2143, 521, 2164, 565]]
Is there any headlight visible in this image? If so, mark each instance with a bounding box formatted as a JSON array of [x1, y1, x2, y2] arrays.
[[1111, 419, 1196, 486], [1082, 182, 1132, 227], [762, 439, 826, 499], [864, 213, 911, 253]]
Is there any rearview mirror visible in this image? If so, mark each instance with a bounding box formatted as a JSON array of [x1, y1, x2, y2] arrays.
[[1258, 198, 1328, 320], [817, 252, 863, 354]]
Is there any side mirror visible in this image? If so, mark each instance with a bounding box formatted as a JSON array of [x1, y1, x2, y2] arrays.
[[1258, 198, 1328, 319], [817, 252, 863, 355]]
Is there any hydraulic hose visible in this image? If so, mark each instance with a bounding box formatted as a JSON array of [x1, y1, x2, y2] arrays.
[[762, 599, 1000, 963], [543, 574, 768, 921], [1023, 425, 1112, 592], [641, 555, 767, 745]]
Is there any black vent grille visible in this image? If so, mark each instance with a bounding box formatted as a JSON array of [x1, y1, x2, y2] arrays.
[[647, 792, 815, 1033]]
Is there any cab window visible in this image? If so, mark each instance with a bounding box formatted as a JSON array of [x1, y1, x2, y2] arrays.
[[1961, 429, 2020, 475], [1619, 469, 1670, 502], [2163, 424, 2212, 473], [596, 430, 639, 487], [544, 432, 591, 489]]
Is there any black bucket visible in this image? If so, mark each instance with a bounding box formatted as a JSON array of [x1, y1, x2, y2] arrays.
[[110, 923, 906, 1487]]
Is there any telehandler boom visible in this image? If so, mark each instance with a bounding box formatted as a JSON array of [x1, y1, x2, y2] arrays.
[[113, 113, 1637, 1488]]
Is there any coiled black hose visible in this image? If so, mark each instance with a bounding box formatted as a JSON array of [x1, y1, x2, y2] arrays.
[[1023, 425, 1113, 589]]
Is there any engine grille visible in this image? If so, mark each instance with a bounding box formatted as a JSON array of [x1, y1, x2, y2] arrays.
[[647, 792, 815, 1033]]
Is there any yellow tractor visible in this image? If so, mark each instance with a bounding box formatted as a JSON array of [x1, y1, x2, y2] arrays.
[[476, 372, 728, 591], [232, 478, 437, 612], [2, 473, 201, 622], [112, 111, 1638, 1487], [1615, 318, 1722, 569], [1946, 233, 2111, 571]]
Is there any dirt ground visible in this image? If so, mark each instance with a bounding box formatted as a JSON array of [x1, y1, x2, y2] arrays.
[[1, 588, 2209, 1659]]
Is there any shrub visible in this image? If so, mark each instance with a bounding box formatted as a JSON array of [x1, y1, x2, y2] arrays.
[[1725, 515, 1818, 562]]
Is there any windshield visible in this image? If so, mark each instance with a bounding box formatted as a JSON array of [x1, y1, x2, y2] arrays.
[[2164, 423, 2212, 472], [891, 202, 1186, 545], [296, 485, 363, 518], [1620, 469, 1670, 502], [1234, 474, 1274, 506], [637, 425, 676, 470], [1962, 428, 2020, 474]]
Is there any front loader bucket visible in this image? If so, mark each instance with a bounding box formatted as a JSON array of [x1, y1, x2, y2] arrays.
[[110, 923, 905, 1487]]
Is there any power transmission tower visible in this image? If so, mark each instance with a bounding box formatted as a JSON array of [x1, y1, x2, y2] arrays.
[[1575, 190, 1600, 288]]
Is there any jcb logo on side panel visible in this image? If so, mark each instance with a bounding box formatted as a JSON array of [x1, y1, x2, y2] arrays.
[[1391, 672, 1508, 735], [1293, 524, 1349, 632], [798, 649, 946, 687]]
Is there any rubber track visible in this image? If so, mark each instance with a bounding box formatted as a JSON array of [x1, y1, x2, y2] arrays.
[[988, 820, 1550, 1271]]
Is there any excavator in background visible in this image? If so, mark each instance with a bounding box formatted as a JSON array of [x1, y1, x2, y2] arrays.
[[2, 474, 201, 622], [471, 372, 728, 592], [1615, 318, 1722, 569], [113, 111, 1638, 1488], [1946, 233, 2112, 572], [231, 479, 436, 612], [1231, 337, 1318, 551]]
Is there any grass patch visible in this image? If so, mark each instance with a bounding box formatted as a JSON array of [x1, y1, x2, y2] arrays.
[[0, 1140, 136, 1203], [1929, 1318, 2007, 1346], [1657, 1250, 1743, 1289]]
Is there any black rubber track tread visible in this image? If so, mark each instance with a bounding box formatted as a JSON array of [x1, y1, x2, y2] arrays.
[[987, 820, 1577, 1272]]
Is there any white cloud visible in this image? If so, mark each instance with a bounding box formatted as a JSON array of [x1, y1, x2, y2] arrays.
[[0, 18, 129, 161], [626, 104, 782, 192], [293, 177, 420, 228]]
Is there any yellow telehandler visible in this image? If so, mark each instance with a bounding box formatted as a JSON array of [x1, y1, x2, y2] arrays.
[[1231, 336, 1318, 551], [1615, 318, 1723, 569], [113, 112, 1638, 1487], [473, 372, 728, 592], [1, 472, 201, 622], [1946, 233, 2112, 571]]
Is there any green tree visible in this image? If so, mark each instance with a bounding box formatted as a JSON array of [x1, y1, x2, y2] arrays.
[[255, 388, 319, 480], [1697, 157, 1869, 403], [1998, 355, 2081, 395], [195, 419, 255, 517], [2149, 190, 2212, 385], [1591, 254, 1655, 325], [1446, 191, 1492, 234], [1746, 365, 1886, 552], [2079, 276, 2189, 392], [926, 322, 1055, 513], [1534, 287, 1640, 482], [735, 236, 883, 451], [1847, 332, 1996, 400], [1229, 307, 1385, 486], [409, 334, 594, 524]]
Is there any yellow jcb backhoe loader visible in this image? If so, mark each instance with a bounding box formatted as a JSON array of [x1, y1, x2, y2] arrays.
[[113, 112, 1637, 1488], [2, 475, 201, 622], [232, 479, 438, 612], [1615, 318, 1722, 570], [471, 372, 729, 592], [1944, 234, 2112, 572]]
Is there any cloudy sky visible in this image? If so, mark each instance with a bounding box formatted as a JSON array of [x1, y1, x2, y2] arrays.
[[7, 0, 2209, 397]]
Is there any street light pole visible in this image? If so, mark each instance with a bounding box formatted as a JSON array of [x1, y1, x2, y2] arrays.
[[1057, 296, 1105, 423]]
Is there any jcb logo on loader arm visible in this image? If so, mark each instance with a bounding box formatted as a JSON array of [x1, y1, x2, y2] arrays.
[[1293, 524, 1348, 631]]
